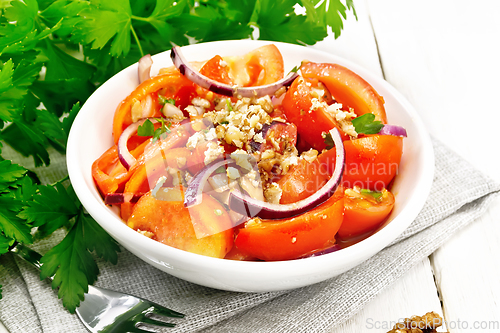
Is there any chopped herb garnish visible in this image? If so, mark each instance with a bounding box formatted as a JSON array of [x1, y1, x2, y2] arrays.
[[226, 99, 233, 111], [214, 166, 226, 174], [323, 132, 335, 150], [289, 61, 304, 74], [360, 189, 383, 201], [137, 119, 155, 136], [137, 118, 171, 142], [220, 121, 229, 125], [158, 95, 175, 106], [352, 113, 384, 134]]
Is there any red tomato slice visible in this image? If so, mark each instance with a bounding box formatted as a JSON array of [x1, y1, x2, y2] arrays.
[[127, 191, 233, 258], [342, 135, 403, 191], [300, 62, 388, 123], [277, 158, 328, 204], [199, 55, 233, 85], [315, 135, 403, 191], [234, 189, 344, 261], [338, 188, 395, 239], [281, 77, 347, 151], [91, 139, 151, 196], [223, 44, 284, 87]]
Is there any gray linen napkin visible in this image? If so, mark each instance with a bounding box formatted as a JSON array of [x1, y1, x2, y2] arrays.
[[0, 138, 499, 333]]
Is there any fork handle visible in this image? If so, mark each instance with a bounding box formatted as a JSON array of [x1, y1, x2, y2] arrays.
[[10, 242, 44, 271]]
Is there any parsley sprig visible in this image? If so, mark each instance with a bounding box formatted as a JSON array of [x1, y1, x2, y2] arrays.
[[360, 188, 383, 202], [0, 0, 355, 311], [352, 113, 384, 134], [137, 118, 172, 142]]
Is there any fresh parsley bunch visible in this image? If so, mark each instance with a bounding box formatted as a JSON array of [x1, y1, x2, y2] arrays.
[[0, 0, 355, 312]]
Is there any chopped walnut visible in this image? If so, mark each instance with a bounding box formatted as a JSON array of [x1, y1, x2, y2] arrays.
[[387, 312, 446, 333]]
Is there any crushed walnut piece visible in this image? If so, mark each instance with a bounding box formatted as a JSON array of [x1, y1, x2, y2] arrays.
[[387, 312, 447, 333]]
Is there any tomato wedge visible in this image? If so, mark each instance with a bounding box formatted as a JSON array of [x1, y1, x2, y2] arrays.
[[223, 44, 284, 87], [342, 135, 403, 191], [314, 135, 403, 191], [199, 55, 233, 85], [91, 138, 151, 196], [338, 188, 395, 239], [127, 190, 233, 258], [234, 189, 344, 261], [281, 77, 347, 150], [277, 158, 328, 204], [300, 62, 388, 123]]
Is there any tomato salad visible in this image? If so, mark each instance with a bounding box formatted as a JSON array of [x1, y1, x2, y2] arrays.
[[91, 44, 407, 261]]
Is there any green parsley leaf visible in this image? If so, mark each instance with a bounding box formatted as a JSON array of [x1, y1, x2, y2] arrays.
[[39, 212, 95, 313], [2, 117, 51, 167], [360, 189, 383, 202], [72, 0, 133, 57], [35, 108, 67, 152], [39, 209, 119, 313], [0, 59, 41, 126], [289, 61, 304, 74], [62, 103, 81, 137], [0, 0, 39, 51], [138, 118, 172, 141], [0, 160, 26, 188], [0, 192, 33, 245], [323, 132, 334, 150], [301, 0, 357, 39], [18, 181, 79, 229], [39, 0, 89, 37], [352, 113, 384, 135], [226, 99, 233, 111], [42, 41, 95, 82], [155, 118, 171, 141], [82, 212, 120, 264], [147, 0, 187, 41], [137, 118, 155, 136], [0, 233, 14, 255], [158, 95, 175, 106], [254, 0, 328, 45]]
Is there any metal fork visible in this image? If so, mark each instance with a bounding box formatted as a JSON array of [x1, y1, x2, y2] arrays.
[[11, 243, 184, 332]]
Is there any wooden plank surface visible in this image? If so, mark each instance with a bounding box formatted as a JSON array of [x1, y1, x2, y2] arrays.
[[367, 0, 500, 332]]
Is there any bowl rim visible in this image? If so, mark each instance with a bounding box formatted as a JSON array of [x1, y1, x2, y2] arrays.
[[67, 40, 434, 276]]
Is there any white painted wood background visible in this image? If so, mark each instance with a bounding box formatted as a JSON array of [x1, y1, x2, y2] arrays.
[[318, 0, 500, 332], [2, 0, 499, 332]]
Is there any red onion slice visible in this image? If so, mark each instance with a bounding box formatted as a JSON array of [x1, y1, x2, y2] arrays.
[[170, 44, 299, 98], [229, 128, 345, 220], [104, 192, 143, 205], [117, 118, 158, 170], [184, 159, 236, 208], [378, 124, 407, 137], [138, 54, 153, 84], [141, 94, 154, 118]]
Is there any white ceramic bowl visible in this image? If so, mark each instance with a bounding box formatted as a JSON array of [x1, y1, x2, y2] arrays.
[[67, 40, 434, 292]]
